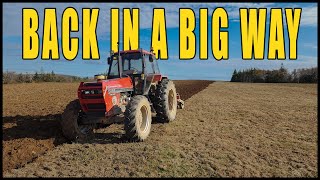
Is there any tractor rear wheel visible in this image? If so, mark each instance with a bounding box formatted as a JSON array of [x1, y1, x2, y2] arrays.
[[124, 95, 152, 142], [154, 79, 177, 123], [61, 99, 94, 142]]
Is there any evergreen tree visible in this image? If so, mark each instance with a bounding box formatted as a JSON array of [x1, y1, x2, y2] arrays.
[[231, 69, 237, 82], [33, 72, 39, 82]]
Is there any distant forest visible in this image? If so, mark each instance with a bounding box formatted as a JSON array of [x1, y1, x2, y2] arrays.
[[230, 64, 318, 83], [3, 70, 93, 84]]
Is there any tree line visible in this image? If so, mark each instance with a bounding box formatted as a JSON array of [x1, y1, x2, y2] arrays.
[[230, 64, 318, 83], [3, 70, 92, 84]]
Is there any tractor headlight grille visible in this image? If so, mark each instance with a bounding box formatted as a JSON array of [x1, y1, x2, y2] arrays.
[[82, 89, 103, 95]]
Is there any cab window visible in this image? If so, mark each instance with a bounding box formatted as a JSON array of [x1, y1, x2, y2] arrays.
[[152, 57, 160, 74], [145, 54, 154, 74]]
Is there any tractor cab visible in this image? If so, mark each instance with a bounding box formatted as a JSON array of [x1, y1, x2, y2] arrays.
[[107, 48, 160, 95]]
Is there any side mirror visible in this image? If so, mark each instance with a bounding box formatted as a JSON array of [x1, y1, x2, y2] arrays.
[[149, 55, 153, 62], [107, 57, 111, 65]]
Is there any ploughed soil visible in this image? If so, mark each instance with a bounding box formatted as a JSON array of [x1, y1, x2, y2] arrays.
[[3, 82, 317, 177], [2, 80, 213, 174]]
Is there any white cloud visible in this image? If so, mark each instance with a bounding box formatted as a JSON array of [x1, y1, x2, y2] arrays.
[[302, 43, 317, 50], [300, 6, 318, 26]]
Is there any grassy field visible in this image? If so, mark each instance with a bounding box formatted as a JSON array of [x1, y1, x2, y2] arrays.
[[3, 82, 318, 177]]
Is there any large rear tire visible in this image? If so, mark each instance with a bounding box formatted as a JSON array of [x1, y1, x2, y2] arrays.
[[61, 99, 94, 142], [154, 79, 177, 123], [124, 95, 152, 142]]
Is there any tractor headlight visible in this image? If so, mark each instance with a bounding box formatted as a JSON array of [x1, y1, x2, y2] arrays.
[[83, 90, 90, 94], [82, 90, 103, 94]]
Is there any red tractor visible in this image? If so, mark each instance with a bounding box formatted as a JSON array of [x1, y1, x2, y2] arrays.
[[61, 47, 184, 142]]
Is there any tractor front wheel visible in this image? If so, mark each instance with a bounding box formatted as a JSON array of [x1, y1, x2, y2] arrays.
[[61, 99, 94, 142], [124, 95, 152, 142]]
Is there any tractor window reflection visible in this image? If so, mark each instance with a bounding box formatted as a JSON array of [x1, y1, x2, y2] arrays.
[[145, 55, 154, 74], [109, 58, 119, 77], [108, 53, 143, 77], [122, 53, 143, 75]]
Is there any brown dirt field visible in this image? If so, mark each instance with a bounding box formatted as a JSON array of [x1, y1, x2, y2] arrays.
[[2, 80, 212, 173], [3, 82, 317, 177], [173, 80, 213, 100]]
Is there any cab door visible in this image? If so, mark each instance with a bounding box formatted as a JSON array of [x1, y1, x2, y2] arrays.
[[143, 54, 155, 95]]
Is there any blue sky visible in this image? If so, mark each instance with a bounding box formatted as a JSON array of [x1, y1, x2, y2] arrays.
[[2, 3, 318, 81]]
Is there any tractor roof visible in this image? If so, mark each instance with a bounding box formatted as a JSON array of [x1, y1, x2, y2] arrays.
[[114, 49, 154, 56]]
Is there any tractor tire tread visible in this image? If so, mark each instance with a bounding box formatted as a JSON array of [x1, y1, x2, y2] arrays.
[[124, 95, 152, 142], [60, 99, 93, 143], [153, 79, 177, 123]]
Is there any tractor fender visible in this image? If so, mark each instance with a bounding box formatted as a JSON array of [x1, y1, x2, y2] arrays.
[[152, 74, 168, 83]]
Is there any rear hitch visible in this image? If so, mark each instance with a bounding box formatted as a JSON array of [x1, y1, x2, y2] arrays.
[[176, 93, 185, 109]]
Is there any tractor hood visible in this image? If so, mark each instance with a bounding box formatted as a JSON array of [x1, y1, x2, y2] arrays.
[[78, 77, 133, 96], [100, 77, 134, 96], [78, 76, 133, 114]]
